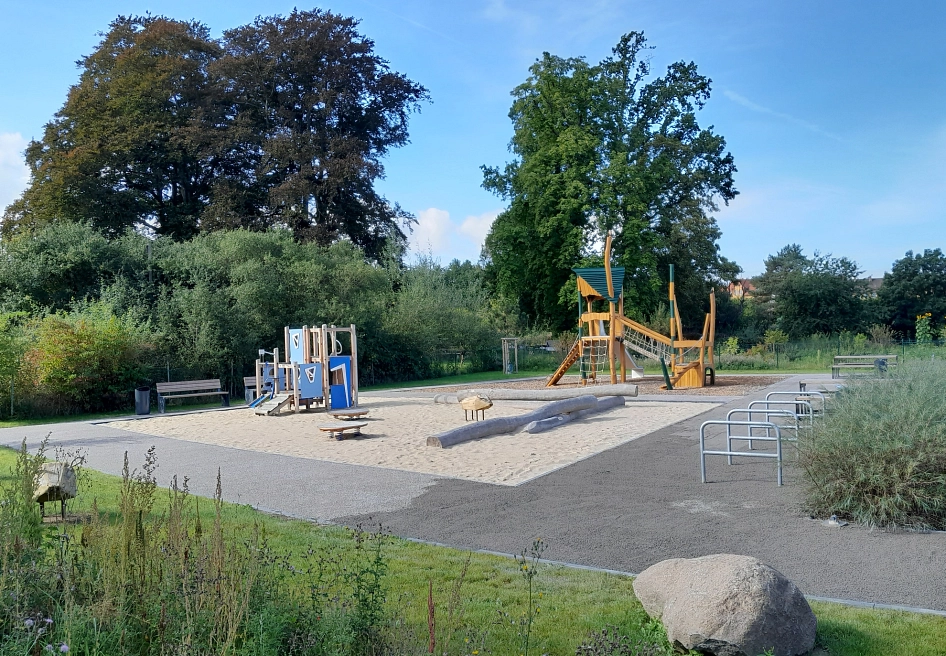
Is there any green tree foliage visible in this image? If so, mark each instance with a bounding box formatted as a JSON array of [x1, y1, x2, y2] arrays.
[[0, 223, 503, 414], [878, 249, 946, 337], [0, 222, 149, 311], [211, 9, 429, 259], [753, 244, 865, 337], [481, 32, 738, 330], [5, 17, 220, 239], [3, 12, 427, 259]]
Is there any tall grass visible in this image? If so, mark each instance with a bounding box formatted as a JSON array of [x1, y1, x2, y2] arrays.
[[798, 361, 946, 529], [0, 441, 393, 655]]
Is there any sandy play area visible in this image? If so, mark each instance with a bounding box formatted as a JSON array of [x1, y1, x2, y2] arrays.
[[107, 396, 717, 486]]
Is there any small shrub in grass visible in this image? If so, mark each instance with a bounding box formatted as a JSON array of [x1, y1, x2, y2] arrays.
[[798, 361, 946, 529]]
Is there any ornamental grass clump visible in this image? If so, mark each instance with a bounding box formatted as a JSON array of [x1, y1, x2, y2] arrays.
[[798, 360, 946, 529]]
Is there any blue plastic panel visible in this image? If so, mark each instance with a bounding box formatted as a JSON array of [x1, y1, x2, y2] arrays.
[[287, 328, 305, 364], [298, 363, 323, 400], [328, 356, 352, 409]]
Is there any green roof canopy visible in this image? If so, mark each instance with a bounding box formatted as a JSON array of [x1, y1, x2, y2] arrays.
[[573, 267, 625, 303]]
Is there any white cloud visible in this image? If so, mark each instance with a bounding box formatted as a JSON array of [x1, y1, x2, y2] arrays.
[[458, 209, 499, 245], [407, 206, 503, 263], [723, 90, 844, 142], [410, 207, 452, 252], [0, 133, 29, 211]]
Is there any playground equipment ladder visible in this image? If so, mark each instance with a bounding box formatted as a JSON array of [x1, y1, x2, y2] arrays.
[[547, 340, 582, 386], [254, 393, 293, 416]]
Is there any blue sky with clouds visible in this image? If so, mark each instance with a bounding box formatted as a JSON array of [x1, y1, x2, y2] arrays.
[[1, 1, 943, 276]]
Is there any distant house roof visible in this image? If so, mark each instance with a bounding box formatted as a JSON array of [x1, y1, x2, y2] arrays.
[[727, 279, 756, 299]]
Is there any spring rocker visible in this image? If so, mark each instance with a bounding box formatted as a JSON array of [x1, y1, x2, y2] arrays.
[[548, 235, 716, 390], [251, 324, 359, 415]]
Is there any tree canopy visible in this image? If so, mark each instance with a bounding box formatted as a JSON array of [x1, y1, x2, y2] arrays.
[[752, 244, 866, 337], [3, 11, 428, 260], [878, 249, 946, 337], [481, 32, 739, 330]]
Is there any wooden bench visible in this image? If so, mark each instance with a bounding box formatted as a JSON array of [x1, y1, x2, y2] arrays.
[[156, 379, 230, 413], [318, 422, 368, 440], [244, 376, 259, 404], [831, 355, 898, 379]]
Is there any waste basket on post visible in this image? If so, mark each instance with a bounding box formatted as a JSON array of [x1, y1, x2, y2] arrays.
[[135, 387, 151, 415]]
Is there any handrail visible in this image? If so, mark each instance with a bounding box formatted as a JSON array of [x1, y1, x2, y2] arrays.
[[617, 315, 673, 346], [699, 420, 785, 486]]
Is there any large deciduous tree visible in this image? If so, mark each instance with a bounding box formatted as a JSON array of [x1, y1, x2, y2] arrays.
[[753, 244, 866, 337], [878, 249, 946, 337], [209, 9, 429, 260], [3, 10, 427, 260], [4, 16, 219, 239], [481, 32, 738, 331]]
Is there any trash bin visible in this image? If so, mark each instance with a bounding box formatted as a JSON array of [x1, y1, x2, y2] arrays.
[[135, 387, 151, 415]]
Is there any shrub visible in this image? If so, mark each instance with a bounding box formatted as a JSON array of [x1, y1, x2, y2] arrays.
[[798, 361, 946, 529], [19, 302, 156, 414], [716, 353, 774, 371]]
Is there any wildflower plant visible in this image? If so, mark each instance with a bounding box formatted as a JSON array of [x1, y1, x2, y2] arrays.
[[916, 312, 934, 343], [514, 538, 546, 656]]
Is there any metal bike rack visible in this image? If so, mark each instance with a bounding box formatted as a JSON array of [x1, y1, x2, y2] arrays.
[[725, 408, 799, 456], [747, 399, 814, 428], [765, 390, 827, 416], [700, 420, 785, 486]]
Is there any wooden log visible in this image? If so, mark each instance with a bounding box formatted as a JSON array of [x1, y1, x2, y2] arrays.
[[524, 395, 626, 434], [455, 384, 637, 402], [427, 396, 598, 448]]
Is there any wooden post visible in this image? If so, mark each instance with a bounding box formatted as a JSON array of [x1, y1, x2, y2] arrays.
[[350, 323, 359, 407], [255, 359, 262, 402], [302, 325, 310, 362], [321, 324, 330, 402], [708, 291, 716, 370], [293, 363, 300, 413], [618, 294, 626, 382], [273, 348, 280, 392], [284, 326, 290, 362], [668, 264, 676, 371], [609, 300, 618, 385]]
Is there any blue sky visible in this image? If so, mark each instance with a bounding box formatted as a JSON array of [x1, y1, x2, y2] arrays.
[[1, 0, 944, 277]]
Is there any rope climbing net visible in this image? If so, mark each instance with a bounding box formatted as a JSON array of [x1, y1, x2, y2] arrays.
[[579, 337, 611, 383]]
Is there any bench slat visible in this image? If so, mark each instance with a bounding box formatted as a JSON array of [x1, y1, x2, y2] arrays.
[[157, 379, 222, 393], [161, 391, 229, 399]]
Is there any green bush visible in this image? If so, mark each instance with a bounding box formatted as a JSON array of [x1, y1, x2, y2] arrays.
[[715, 353, 774, 371], [19, 302, 156, 414], [798, 361, 946, 529]]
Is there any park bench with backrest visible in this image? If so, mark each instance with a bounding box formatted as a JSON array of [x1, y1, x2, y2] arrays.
[[831, 354, 897, 379], [156, 379, 230, 413]]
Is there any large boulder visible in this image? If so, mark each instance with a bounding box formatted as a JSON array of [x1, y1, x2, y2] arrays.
[[632, 554, 816, 656]]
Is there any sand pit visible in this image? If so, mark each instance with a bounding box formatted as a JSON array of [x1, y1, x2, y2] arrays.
[[107, 396, 717, 486]]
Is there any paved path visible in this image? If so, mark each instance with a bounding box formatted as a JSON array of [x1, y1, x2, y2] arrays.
[[2, 375, 944, 611]]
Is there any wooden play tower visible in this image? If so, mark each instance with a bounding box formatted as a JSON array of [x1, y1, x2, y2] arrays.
[[548, 235, 717, 389]]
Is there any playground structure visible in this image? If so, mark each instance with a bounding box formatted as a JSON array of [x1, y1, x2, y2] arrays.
[[252, 324, 359, 415], [548, 235, 717, 390]]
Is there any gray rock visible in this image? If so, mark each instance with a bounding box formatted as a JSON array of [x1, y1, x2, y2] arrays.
[[632, 554, 816, 656]]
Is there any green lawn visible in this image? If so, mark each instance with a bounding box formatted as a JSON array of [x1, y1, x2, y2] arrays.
[[1, 446, 944, 655]]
